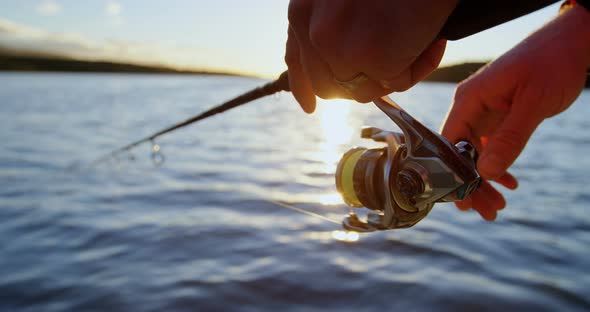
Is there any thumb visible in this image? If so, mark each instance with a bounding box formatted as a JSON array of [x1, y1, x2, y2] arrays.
[[382, 39, 447, 92], [478, 109, 542, 180], [410, 39, 447, 85]]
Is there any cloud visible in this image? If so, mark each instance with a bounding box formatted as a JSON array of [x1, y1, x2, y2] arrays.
[[0, 19, 45, 37], [36, 0, 62, 16], [105, 1, 123, 26], [106, 1, 122, 16], [0, 18, 237, 73]]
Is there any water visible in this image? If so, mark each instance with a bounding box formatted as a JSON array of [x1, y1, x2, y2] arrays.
[[1, 72, 589, 312]]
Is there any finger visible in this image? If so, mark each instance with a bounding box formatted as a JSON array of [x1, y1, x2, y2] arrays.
[[289, 5, 344, 100], [441, 81, 511, 155], [285, 27, 316, 113], [333, 73, 391, 103], [471, 179, 507, 221], [326, 39, 445, 99], [409, 39, 447, 87], [455, 197, 472, 211], [306, 10, 394, 102], [479, 137, 519, 190], [478, 180, 507, 211], [315, 41, 391, 102], [494, 171, 519, 190], [378, 39, 447, 92], [477, 101, 543, 180], [440, 80, 486, 144], [469, 185, 498, 221]]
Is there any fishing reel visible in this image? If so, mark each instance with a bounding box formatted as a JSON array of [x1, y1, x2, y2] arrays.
[[335, 96, 481, 232]]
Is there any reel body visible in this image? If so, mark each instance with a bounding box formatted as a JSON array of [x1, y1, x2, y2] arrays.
[[335, 97, 481, 232]]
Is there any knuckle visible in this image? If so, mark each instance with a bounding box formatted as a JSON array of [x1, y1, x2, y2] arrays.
[[455, 73, 485, 99], [352, 92, 376, 103], [453, 80, 475, 106], [288, 0, 311, 24], [312, 81, 342, 100], [315, 88, 333, 100], [454, 81, 471, 98], [392, 81, 412, 92], [493, 129, 528, 150], [284, 50, 298, 67], [313, 83, 337, 99], [383, 77, 411, 92]]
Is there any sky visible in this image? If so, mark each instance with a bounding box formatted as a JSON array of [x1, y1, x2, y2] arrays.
[[0, 0, 563, 78]]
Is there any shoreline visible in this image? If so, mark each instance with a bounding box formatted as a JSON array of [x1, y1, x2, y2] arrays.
[[1, 55, 588, 88]]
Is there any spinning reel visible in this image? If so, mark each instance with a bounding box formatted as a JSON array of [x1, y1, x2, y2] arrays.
[[336, 96, 481, 232]]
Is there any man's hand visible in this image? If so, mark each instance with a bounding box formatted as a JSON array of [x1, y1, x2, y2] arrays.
[[285, 0, 458, 113], [441, 5, 590, 221]]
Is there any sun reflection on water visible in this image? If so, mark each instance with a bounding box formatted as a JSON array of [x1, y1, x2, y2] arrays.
[[309, 99, 359, 206], [313, 99, 356, 173], [331, 230, 360, 242], [316, 193, 344, 205]]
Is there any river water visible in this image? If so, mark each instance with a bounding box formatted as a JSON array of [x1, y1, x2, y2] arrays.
[[1, 73, 589, 311]]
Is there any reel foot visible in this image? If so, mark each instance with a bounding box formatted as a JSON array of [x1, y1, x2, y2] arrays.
[[342, 213, 377, 233]]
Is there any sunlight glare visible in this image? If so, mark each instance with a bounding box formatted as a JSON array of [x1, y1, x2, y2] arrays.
[[331, 230, 360, 242], [314, 99, 355, 173], [316, 192, 344, 205]]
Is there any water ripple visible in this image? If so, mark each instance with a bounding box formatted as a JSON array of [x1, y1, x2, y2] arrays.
[[1, 73, 589, 311]]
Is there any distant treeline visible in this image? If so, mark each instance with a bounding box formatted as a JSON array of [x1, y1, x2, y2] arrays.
[[0, 55, 237, 76], [425, 62, 485, 83], [425, 62, 590, 88], [0, 54, 588, 88]]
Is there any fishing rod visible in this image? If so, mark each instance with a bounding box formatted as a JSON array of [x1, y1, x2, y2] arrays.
[[89, 71, 291, 166], [89, 0, 558, 167]]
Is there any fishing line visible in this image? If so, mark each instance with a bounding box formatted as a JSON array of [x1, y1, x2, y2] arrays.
[[264, 199, 342, 225]]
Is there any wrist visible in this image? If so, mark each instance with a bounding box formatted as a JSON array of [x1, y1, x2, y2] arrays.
[[569, 5, 590, 66], [555, 4, 590, 67]]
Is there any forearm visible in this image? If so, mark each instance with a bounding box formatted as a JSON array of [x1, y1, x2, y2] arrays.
[[441, 0, 560, 40]]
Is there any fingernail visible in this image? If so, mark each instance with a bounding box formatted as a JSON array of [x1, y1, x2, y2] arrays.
[[478, 153, 505, 180]]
